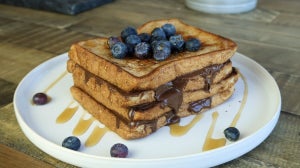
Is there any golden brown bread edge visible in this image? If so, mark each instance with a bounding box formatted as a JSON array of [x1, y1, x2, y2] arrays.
[[70, 86, 235, 139], [68, 18, 237, 92], [70, 63, 239, 121]]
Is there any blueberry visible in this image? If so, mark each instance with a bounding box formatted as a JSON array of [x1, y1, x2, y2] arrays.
[[107, 36, 120, 49], [151, 39, 171, 49], [152, 40, 171, 61], [32, 92, 48, 105], [162, 23, 176, 38], [125, 34, 141, 47], [150, 40, 159, 48], [149, 36, 164, 46], [126, 44, 135, 57], [62, 136, 81, 151], [169, 34, 185, 52], [138, 33, 151, 43], [151, 27, 167, 41], [121, 26, 137, 41], [135, 42, 151, 59], [224, 127, 240, 141], [150, 40, 157, 49], [185, 38, 201, 52], [110, 143, 128, 158], [111, 42, 128, 59]]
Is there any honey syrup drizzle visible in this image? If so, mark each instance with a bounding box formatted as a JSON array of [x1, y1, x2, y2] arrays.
[[56, 101, 78, 123], [202, 112, 226, 151], [72, 114, 95, 136], [50, 71, 109, 147], [202, 71, 248, 151], [44, 70, 68, 93], [230, 72, 248, 127], [52, 70, 248, 148], [169, 114, 203, 136], [85, 126, 109, 147]]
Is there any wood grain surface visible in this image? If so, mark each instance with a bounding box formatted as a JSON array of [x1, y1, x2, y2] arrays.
[[0, 0, 299, 167]]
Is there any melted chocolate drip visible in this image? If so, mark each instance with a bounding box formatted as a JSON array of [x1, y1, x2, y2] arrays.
[[165, 112, 180, 125], [155, 82, 173, 97], [155, 87, 183, 111], [130, 101, 157, 111], [188, 98, 211, 113], [198, 63, 225, 91]]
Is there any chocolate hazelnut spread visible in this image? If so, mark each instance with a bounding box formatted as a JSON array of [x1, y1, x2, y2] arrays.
[[165, 112, 180, 125], [155, 83, 183, 112], [154, 61, 227, 112], [188, 98, 211, 113]]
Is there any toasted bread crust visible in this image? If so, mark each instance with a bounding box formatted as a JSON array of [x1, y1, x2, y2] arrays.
[[70, 86, 235, 139], [68, 19, 237, 92]]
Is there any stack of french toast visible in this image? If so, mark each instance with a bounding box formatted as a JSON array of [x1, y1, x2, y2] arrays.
[[67, 19, 238, 139]]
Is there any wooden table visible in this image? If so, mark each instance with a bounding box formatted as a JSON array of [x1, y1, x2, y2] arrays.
[[0, 0, 299, 167]]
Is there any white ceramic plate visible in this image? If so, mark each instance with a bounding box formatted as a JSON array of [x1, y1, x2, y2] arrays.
[[14, 52, 281, 168]]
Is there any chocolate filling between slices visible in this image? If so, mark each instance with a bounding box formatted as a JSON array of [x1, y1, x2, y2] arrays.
[[129, 61, 229, 127], [78, 61, 230, 132], [124, 67, 237, 132]]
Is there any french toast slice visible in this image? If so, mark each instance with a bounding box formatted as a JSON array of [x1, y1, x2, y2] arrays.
[[70, 62, 238, 121], [68, 18, 237, 92], [70, 86, 235, 139]]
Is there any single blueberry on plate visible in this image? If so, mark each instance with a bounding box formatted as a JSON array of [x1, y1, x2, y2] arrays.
[[62, 136, 81, 151], [151, 27, 167, 41], [135, 42, 151, 59], [162, 23, 176, 38], [121, 26, 137, 41], [111, 42, 128, 59], [107, 36, 120, 49], [185, 38, 201, 52], [32, 92, 48, 105], [138, 33, 151, 43], [110, 143, 128, 158], [224, 127, 240, 141], [169, 34, 185, 52], [152, 40, 171, 61], [125, 34, 141, 47]]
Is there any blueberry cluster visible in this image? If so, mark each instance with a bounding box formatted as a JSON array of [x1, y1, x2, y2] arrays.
[[108, 23, 201, 61]]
